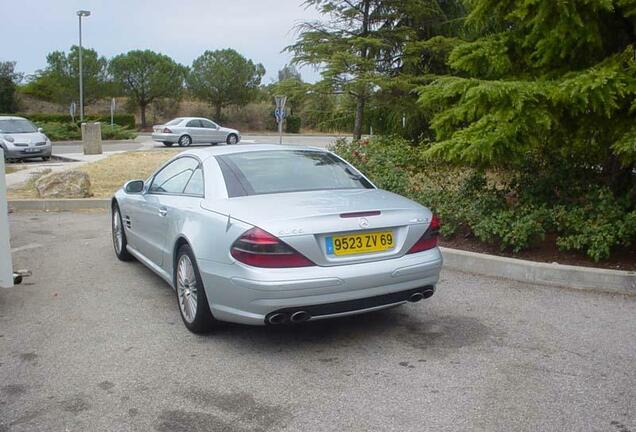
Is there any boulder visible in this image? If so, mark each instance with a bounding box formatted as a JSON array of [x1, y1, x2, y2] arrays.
[[35, 170, 92, 198]]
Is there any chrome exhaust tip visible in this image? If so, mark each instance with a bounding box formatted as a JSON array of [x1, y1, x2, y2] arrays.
[[408, 292, 425, 303], [267, 313, 288, 325], [290, 311, 311, 323], [422, 289, 435, 299]]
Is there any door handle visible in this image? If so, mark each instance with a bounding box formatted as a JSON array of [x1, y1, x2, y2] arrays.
[[158, 208, 168, 217]]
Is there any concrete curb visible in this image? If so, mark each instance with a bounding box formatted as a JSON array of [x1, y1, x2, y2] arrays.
[[440, 247, 635, 295], [6, 198, 635, 294], [9, 198, 110, 211]]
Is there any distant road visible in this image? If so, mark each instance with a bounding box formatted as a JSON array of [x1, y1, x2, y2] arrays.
[[52, 133, 348, 154]]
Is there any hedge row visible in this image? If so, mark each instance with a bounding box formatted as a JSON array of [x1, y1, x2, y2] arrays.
[[2, 113, 136, 129]]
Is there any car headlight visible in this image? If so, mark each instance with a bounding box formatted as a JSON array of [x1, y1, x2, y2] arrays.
[[3, 135, 14, 143]]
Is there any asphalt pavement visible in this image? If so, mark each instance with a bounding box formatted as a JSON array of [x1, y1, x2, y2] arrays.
[[52, 134, 343, 155], [1, 212, 634, 432]]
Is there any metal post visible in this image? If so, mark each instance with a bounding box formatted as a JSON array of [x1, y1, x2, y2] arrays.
[[77, 10, 91, 123], [111, 98, 116, 126], [274, 95, 287, 145], [78, 14, 83, 122], [0, 148, 14, 288]]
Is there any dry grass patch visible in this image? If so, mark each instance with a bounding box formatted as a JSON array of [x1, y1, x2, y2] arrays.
[[79, 151, 175, 197], [8, 151, 175, 199], [5, 166, 22, 175]]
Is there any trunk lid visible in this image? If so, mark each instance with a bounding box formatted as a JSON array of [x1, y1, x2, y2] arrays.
[[203, 189, 434, 266]]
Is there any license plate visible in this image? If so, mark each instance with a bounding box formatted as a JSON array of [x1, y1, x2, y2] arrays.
[[24, 148, 39, 153], [325, 231, 394, 256]]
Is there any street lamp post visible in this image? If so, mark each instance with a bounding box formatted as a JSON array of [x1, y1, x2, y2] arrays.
[[76, 10, 91, 122]]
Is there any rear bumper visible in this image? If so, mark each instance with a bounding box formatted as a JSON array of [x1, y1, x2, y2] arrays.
[[197, 247, 443, 325], [151, 132, 179, 143]]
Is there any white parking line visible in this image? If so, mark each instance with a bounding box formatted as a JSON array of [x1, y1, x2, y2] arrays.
[[11, 243, 43, 253]]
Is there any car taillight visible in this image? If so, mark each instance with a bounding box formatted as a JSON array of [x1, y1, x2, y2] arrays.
[[163, 127, 172, 133], [230, 227, 315, 268], [407, 214, 440, 254]]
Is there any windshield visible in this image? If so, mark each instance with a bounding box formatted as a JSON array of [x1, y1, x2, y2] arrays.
[[217, 150, 374, 197], [0, 119, 38, 133]]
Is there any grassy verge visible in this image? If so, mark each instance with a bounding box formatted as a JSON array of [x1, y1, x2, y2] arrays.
[[8, 151, 174, 199], [5, 166, 22, 175], [79, 151, 174, 197]]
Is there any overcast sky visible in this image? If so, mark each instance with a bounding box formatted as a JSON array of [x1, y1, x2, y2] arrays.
[[1, 0, 323, 83]]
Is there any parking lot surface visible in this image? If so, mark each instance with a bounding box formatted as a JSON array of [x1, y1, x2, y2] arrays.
[[51, 134, 341, 154], [1, 212, 634, 431]]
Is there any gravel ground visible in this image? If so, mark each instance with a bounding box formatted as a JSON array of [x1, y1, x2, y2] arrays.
[[1, 211, 634, 432]]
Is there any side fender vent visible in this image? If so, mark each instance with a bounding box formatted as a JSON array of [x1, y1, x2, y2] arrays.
[[124, 215, 132, 229]]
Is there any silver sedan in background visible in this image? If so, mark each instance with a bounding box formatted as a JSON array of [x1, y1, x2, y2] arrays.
[[151, 117, 241, 147], [111, 145, 442, 333]]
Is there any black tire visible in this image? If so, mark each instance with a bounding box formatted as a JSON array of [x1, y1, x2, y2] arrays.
[[178, 135, 192, 147], [226, 134, 239, 145], [175, 244, 216, 333], [42, 156, 51, 161], [112, 203, 134, 262], [162, 142, 174, 147]]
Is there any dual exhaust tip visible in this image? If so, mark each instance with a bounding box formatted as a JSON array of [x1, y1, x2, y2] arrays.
[[408, 289, 434, 303], [268, 288, 434, 324], [267, 310, 311, 325]]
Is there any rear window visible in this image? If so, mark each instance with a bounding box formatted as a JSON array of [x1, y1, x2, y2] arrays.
[[217, 150, 373, 197], [165, 118, 183, 126]]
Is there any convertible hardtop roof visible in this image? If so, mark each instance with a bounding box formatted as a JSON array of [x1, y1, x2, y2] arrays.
[[182, 144, 327, 160], [0, 116, 28, 120]]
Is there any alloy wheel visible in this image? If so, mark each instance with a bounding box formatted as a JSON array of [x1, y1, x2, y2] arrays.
[[177, 255, 198, 323], [112, 209, 123, 254]]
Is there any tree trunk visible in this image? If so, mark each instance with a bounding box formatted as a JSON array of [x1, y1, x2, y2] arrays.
[[353, 96, 365, 140], [352, 0, 371, 141], [214, 104, 222, 121], [605, 153, 635, 196], [140, 104, 147, 129]]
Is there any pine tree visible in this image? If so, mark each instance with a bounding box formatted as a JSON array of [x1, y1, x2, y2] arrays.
[[418, 0, 636, 194]]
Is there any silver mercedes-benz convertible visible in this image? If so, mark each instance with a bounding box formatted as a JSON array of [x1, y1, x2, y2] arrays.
[[111, 144, 443, 333]]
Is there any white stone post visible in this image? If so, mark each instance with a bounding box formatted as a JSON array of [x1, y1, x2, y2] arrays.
[[81, 122, 103, 155]]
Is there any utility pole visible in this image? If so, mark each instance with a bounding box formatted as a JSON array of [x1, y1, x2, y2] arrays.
[[77, 10, 91, 122]]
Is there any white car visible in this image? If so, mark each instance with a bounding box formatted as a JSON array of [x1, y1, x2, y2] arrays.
[[152, 117, 240, 147]]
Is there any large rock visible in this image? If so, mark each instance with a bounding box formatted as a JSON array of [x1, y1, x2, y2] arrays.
[[35, 170, 92, 198]]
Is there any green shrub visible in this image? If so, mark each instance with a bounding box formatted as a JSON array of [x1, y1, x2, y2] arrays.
[[101, 124, 137, 140], [285, 116, 301, 133], [472, 206, 552, 253], [39, 122, 136, 141], [553, 189, 636, 261], [330, 136, 636, 261], [330, 135, 420, 196], [39, 122, 81, 141]]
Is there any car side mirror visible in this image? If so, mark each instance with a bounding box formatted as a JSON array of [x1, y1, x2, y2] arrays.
[[38, 128, 44, 133], [124, 180, 144, 194]]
